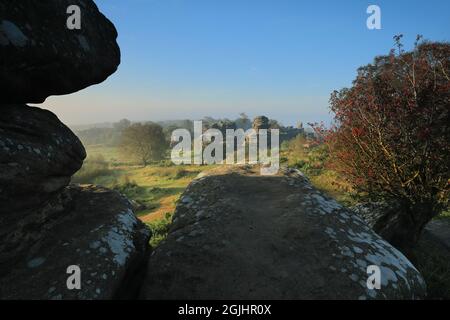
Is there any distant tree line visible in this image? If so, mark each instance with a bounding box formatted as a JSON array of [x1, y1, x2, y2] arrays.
[[75, 114, 309, 148], [75, 119, 132, 146]]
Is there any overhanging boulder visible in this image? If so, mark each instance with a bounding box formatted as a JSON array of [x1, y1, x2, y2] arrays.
[[0, 0, 120, 103]]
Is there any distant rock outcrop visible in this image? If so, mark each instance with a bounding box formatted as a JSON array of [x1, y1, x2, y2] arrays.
[[252, 116, 270, 131], [142, 166, 426, 300], [0, 0, 150, 300], [0, 0, 120, 103]]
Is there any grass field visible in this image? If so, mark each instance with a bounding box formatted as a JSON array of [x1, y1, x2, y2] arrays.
[[72, 145, 213, 246], [74, 149, 211, 220]]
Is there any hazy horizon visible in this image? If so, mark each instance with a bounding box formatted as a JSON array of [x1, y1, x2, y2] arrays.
[[37, 0, 450, 126]]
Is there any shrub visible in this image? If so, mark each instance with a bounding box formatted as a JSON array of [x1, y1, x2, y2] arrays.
[[72, 154, 111, 184], [112, 177, 143, 199], [119, 122, 168, 167], [147, 212, 173, 248], [293, 160, 307, 170], [323, 36, 450, 250]]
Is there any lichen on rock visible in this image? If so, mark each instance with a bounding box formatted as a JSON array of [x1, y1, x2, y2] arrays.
[[142, 166, 427, 300]]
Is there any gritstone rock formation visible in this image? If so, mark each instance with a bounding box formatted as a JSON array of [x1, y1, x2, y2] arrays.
[[0, 0, 150, 300], [0, 0, 430, 301], [0, 185, 150, 300], [0, 104, 86, 215], [351, 202, 413, 252], [0, 0, 120, 104], [142, 166, 427, 300]]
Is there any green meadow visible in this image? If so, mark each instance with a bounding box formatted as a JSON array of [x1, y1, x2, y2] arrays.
[[72, 144, 214, 246]]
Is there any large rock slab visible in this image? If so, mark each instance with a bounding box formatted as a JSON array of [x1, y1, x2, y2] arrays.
[[0, 104, 86, 215], [142, 166, 427, 300], [0, 185, 151, 300], [0, 0, 120, 103]]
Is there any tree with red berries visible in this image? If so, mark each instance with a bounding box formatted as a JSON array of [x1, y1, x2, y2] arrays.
[[325, 35, 450, 251]]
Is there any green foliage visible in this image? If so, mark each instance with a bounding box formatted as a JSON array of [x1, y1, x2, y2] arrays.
[[280, 141, 290, 151], [158, 160, 176, 167], [436, 211, 450, 220], [286, 134, 308, 154], [292, 159, 307, 170], [413, 236, 450, 300], [112, 177, 144, 199], [282, 135, 356, 206], [279, 156, 289, 164], [72, 154, 111, 184], [75, 119, 131, 147], [173, 168, 199, 180], [147, 212, 173, 248], [119, 122, 168, 167], [288, 144, 329, 176], [327, 38, 450, 216]]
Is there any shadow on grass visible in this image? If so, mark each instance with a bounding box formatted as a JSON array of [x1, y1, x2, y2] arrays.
[[133, 186, 186, 217], [413, 232, 450, 300]]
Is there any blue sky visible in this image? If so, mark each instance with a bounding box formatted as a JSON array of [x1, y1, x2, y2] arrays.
[[42, 0, 450, 126]]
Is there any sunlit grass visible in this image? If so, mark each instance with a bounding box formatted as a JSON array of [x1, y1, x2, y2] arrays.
[[76, 145, 213, 233], [309, 171, 356, 207], [437, 210, 450, 220], [413, 234, 450, 300]]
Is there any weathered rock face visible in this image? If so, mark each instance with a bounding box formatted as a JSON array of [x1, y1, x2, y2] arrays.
[[0, 185, 151, 300], [142, 167, 426, 300], [0, 0, 120, 103], [0, 104, 86, 215], [351, 202, 430, 254], [352, 202, 405, 243], [0, 1, 151, 300]]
